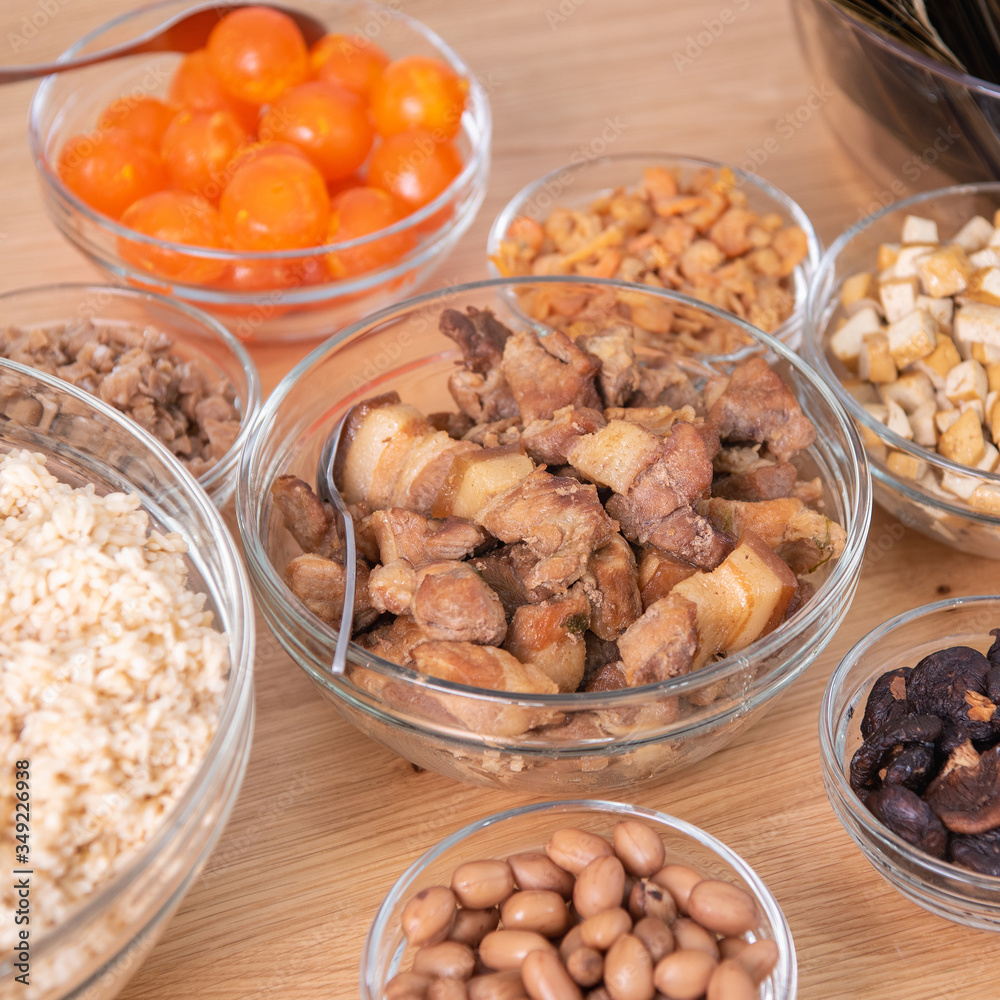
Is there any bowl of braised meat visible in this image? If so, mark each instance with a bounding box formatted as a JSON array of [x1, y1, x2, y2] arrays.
[[821, 595, 1000, 929], [237, 276, 871, 791]]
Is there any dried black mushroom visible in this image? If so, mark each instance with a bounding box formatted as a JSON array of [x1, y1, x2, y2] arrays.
[[907, 645, 998, 744], [850, 714, 942, 793], [987, 629, 1000, 703], [949, 826, 1000, 877], [924, 743, 1000, 835], [860, 666, 911, 740], [882, 743, 937, 795], [866, 784, 948, 859]]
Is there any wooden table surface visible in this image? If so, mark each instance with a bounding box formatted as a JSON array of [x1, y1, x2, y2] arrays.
[[2, 1, 998, 997]]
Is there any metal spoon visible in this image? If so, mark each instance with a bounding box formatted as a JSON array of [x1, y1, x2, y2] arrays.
[[316, 411, 355, 676], [1, 2, 327, 85]]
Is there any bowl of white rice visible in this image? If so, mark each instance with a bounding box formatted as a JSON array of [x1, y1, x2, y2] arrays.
[[0, 358, 254, 1000]]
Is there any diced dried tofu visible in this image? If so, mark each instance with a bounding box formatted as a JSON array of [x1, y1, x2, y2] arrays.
[[859, 332, 897, 383], [952, 215, 994, 252], [914, 333, 961, 384], [894, 244, 935, 279], [938, 407, 986, 465], [842, 377, 880, 405], [920, 469, 952, 500], [877, 242, 900, 273], [884, 398, 913, 439], [864, 402, 888, 423], [878, 371, 935, 413], [880, 276, 919, 323], [989, 363, 1000, 392], [915, 294, 954, 333], [954, 301, 1000, 349], [841, 272, 874, 309], [944, 358, 988, 405], [887, 309, 937, 368], [886, 450, 927, 480], [565, 419, 661, 495], [935, 408, 962, 435], [970, 483, 1000, 514], [859, 421, 888, 461], [916, 244, 971, 297], [969, 247, 1000, 270], [942, 469, 983, 500], [911, 400, 938, 447], [990, 396, 1000, 445], [830, 305, 881, 367], [971, 341, 1000, 364], [961, 398, 985, 423], [977, 441, 1000, 474], [964, 266, 1000, 306], [902, 215, 939, 244]]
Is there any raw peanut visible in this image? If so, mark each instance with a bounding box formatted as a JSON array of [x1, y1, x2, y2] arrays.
[[468, 971, 529, 1000], [480, 930, 558, 971], [574, 856, 626, 918], [578, 908, 632, 951], [502, 891, 571, 937], [706, 959, 755, 1000], [386, 972, 432, 1000], [718, 937, 747, 961], [585, 989, 610, 1000], [508, 853, 576, 898], [687, 880, 759, 937], [734, 938, 779, 985], [431, 978, 470, 1000], [650, 866, 702, 914], [566, 946, 603, 987], [403, 887, 459, 946], [612, 822, 666, 877], [670, 919, 720, 959], [547, 828, 615, 875], [522, 949, 584, 1000], [558, 925, 586, 962], [452, 860, 516, 910], [652, 950, 717, 1000], [627, 881, 676, 923], [450, 908, 501, 946], [413, 942, 477, 981], [603, 934, 655, 1000], [631, 917, 674, 964]]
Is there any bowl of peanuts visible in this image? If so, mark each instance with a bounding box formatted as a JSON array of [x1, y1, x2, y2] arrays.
[[803, 182, 1000, 559], [362, 799, 797, 1000], [27, 0, 491, 342], [487, 153, 821, 356], [237, 276, 870, 792]]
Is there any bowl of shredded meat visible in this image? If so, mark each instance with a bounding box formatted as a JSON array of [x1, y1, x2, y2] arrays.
[[237, 276, 870, 791], [0, 283, 261, 508]]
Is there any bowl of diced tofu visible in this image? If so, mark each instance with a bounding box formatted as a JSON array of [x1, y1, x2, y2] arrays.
[[804, 184, 1000, 559], [237, 276, 871, 791]]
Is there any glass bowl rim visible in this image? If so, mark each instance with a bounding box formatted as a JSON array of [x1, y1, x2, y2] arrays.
[[819, 593, 1000, 889], [359, 797, 797, 1000], [486, 149, 823, 275], [814, 0, 1000, 100], [26, 0, 493, 262], [0, 280, 263, 492], [803, 181, 1000, 503], [0, 353, 256, 960], [237, 273, 872, 711]]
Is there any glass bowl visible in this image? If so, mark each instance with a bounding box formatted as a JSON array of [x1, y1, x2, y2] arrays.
[[236, 276, 871, 792], [361, 799, 797, 1000], [802, 183, 1000, 559], [820, 596, 1000, 930], [0, 358, 255, 998], [0, 282, 261, 508], [487, 153, 821, 352], [791, 0, 1000, 189], [27, 0, 492, 343]]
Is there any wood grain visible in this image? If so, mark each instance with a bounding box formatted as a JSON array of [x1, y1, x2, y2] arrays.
[[0, 1, 997, 998]]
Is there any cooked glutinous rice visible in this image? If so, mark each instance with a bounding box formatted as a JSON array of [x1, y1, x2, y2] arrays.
[[0, 450, 229, 951]]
